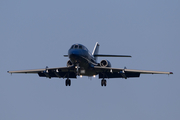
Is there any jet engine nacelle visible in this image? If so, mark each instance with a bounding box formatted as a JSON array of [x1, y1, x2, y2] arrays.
[[67, 60, 73, 67], [100, 60, 111, 67]]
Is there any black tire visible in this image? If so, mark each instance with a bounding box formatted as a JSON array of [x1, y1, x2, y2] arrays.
[[104, 80, 107, 86], [65, 79, 68, 86], [69, 80, 71, 86], [101, 80, 104, 86]]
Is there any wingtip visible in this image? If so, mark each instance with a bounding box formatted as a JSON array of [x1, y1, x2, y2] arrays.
[[170, 72, 173, 74]]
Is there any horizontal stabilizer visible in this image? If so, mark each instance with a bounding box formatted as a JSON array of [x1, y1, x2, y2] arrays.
[[93, 54, 132, 57]]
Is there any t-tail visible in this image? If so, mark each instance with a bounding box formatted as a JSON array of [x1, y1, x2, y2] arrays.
[[92, 42, 100, 62], [92, 42, 132, 62]]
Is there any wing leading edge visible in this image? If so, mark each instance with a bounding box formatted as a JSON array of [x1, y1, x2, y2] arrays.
[[93, 54, 131, 57], [94, 66, 173, 79], [94, 66, 173, 74], [8, 66, 77, 78]]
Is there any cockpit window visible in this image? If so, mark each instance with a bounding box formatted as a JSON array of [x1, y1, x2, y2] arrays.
[[79, 45, 82, 49], [70, 45, 74, 49], [70, 44, 86, 49], [75, 45, 78, 48]]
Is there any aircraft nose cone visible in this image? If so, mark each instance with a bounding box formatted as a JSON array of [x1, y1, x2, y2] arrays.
[[69, 50, 80, 59], [72, 51, 77, 55], [70, 51, 78, 57]]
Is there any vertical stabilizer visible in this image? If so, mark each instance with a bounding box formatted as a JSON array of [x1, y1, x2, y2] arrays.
[[92, 42, 100, 62]]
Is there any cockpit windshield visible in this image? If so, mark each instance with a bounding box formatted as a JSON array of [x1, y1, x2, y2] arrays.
[[74, 45, 78, 48], [70, 44, 87, 50], [79, 45, 83, 49], [70, 45, 74, 49]]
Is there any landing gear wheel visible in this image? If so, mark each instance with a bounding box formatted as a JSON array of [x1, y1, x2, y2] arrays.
[[69, 79, 71, 86], [101, 79, 107, 86], [101, 80, 104, 86], [65, 79, 68, 86], [104, 80, 107, 86], [65, 79, 71, 86]]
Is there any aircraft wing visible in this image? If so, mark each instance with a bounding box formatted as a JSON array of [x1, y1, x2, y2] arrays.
[[8, 66, 77, 78], [93, 54, 131, 57], [8, 68, 47, 74], [121, 69, 173, 74], [94, 66, 173, 79]]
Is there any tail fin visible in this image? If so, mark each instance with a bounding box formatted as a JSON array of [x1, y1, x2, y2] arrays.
[[92, 42, 100, 62]]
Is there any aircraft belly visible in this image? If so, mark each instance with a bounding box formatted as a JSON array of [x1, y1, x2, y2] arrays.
[[80, 69, 97, 76], [78, 56, 97, 76]]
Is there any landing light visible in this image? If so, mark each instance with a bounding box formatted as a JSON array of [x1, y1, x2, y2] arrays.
[[93, 75, 96, 78], [80, 75, 82, 78]]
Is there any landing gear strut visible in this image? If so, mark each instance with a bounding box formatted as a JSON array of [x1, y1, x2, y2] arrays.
[[65, 78, 71, 86], [101, 79, 107, 86], [75, 64, 80, 76]]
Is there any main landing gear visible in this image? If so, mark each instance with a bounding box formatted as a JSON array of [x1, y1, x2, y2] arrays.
[[65, 78, 71, 86], [101, 79, 107, 86]]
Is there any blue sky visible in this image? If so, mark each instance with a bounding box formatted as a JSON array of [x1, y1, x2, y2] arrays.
[[0, 0, 180, 120]]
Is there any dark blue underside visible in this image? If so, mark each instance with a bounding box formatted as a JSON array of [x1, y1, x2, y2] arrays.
[[38, 72, 77, 78], [99, 72, 140, 78]]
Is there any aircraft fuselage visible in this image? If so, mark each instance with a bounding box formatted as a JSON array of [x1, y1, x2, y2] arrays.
[[68, 44, 98, 76]]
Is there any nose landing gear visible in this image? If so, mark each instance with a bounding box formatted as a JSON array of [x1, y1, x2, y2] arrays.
[[75, 63, 80, 76]]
